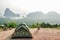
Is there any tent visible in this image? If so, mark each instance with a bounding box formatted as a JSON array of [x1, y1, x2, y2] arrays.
[[11, 23, 32, 39]]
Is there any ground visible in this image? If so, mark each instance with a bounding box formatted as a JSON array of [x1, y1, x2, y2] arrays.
[[0, 28, 60, 40]]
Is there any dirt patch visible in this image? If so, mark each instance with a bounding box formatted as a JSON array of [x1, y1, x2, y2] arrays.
[[0, 29, 3, 32], [0, 29, 15, 40], [0, 28, 60, 40], [30, 28, 60, 40]]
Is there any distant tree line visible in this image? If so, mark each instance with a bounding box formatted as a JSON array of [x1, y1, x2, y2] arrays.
[[0, 22, 60, 31], [31, 22, 60, 28]]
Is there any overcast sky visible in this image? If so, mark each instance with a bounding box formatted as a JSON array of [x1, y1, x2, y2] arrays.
[[0, 0, 60, 15]]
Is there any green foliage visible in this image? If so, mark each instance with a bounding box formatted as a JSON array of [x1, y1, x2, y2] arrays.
[[31, 22, 41, 28], [41, 23, 60, 28], [41, 23, 52, 28], [0, 22, 17, 30], [8, 22, 17, 28], [31, 22, 60, 28], [31, 23, 36, 28]]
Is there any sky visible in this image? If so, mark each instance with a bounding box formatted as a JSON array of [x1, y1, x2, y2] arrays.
[[0, 0, 60, 16]]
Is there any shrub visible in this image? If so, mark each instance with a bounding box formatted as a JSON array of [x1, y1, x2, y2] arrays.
[[8, 22, 17, 28], [31, 23, 36, 28]]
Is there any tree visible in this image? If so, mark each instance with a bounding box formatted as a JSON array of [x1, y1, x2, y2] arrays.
[[8, 22, 17, 28], [46, 23, 52, 28], [41, 23, 46, 28], [32, 23, 36, 28], [52, 24, 58, 28]]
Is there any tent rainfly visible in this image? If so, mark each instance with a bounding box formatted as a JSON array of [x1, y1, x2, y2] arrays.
[[11, 23, 32, 39]]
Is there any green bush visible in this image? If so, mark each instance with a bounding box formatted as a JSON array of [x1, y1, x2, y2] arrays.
[[8, 22, 17, 28], [31, 22, 41, 28], [31, 23, 36, 28]]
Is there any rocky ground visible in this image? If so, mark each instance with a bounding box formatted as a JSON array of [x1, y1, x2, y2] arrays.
[[0, 28, 60, 40]]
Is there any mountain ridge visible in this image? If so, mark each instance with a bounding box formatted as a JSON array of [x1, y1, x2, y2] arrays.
[[4, 8, 20, 18]]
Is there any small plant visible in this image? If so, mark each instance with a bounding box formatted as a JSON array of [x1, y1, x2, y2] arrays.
[[8, 22, 17, 28], [0, 24, 8, 30], [31, 23, 36, 28]]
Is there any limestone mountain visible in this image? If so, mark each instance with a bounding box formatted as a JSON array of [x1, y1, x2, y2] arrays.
[[27, 11, 44, 19], [26, 11, 60, 24], [4, 8, 20, 18]]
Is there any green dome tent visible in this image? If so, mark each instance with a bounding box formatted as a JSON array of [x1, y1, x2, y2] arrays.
[[11, 23, 32, 39]]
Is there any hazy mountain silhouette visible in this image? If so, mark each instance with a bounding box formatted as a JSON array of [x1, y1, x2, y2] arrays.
[[46, 11, 60, 18], [26, 11, 60, 24], [0, 8, 60, 25], [27, 11, 45, 19], [4, 8, 20, 18]]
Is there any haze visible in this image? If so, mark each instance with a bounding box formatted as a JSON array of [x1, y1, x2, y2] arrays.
[[0, 0, 60, 16]]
